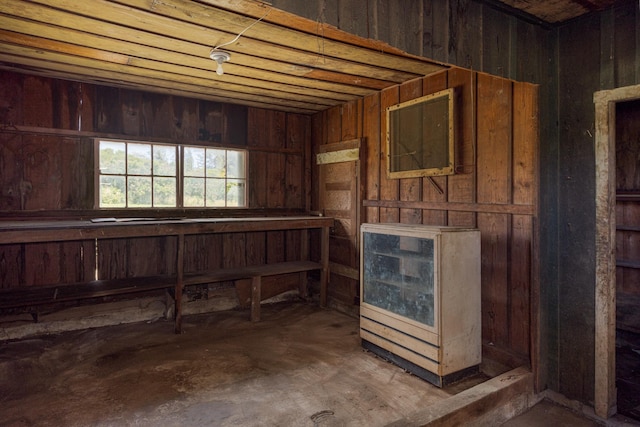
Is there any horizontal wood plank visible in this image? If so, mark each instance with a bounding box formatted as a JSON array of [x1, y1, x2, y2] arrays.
[[0, 216, 333, 244], [363, 199, 535, 215]]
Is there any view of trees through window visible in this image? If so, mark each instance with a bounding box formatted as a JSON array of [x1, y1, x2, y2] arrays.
[[98, 140, 247, 208]]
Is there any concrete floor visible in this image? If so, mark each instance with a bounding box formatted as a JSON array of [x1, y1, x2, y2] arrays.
[[1, 302, 462, 427], [1, 301, 635, 427]]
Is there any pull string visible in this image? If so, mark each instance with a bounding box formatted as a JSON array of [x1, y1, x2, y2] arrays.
[[212, 8, 272, 51]]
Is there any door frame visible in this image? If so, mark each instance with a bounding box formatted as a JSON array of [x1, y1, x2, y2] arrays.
[[593, 83, 640, 418]]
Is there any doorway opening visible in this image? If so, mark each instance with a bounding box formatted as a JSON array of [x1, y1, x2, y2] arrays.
[[614, 99, 640, 420], [594, 83, 640, 419]]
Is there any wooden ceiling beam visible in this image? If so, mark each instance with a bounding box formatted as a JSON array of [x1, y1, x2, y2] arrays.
[[136, 0, 445, 75], [20, 0, 424, 83], [0, 62, 320, 114], [0, 28, 351, 107], [0, 48, 339, 112]]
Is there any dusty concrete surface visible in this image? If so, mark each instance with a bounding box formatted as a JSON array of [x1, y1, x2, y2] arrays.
[[1, 302, 460, 427]]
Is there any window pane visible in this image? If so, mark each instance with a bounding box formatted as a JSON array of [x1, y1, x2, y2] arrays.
[[99, 141, 126, 175], [128, 143, 152, 175], [206, 149, 226, 178], [153, 145, 176, 176], [153, 177, 176, 207], [227, 151, 245, 178], [184, 177, 205, 207], [206, 178, 226, 206], [226, 179, 245, 207], [128, 176, 152, 207], [99, 175, 125, 207], [184, 147, 205, 177]]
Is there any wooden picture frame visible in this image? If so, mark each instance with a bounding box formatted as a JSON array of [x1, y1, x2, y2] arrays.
[[386, 88, 455, 179]]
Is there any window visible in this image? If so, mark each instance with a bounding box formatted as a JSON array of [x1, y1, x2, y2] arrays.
[[97, 140, 247, 208], [386, 88, 455, 179]]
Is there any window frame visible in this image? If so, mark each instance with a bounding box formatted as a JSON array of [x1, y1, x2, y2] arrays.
[[94, 139, 248, 209]]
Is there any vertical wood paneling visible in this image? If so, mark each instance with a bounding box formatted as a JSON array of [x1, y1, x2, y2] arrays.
[[379, 86, 399, 223], [245, 232, 266, 266], [0, 133, 24, 211], [448, 0, 483, 70], [447, 67, 476, 227], [223, 233, 246, 269], [285, 230, 301, 262], [22, 76, 53, 128], [363, 92, 381, 224], [614, 2, 638, 87], [249, 151, 267, 208], [326, 106, 342, 143], [285, 114, 308, 209], [422, 71, 449, 225], [0, 244, 23, 289], [79, 83, 94, 133], [399, 79, 424, 225], [59, 241, 95, 284], [266, 231, 285, 263], [61, 137, 93, 210], [170, 97, 199, 142], [267, 152, 286, 208], [120, 89, 143, 136], [22, 135, 62, 210], [185, 235, 211, 272], [557, 13, 600, 402], [127, 237, 172, 277], [95, 86, 122, 134], [510, 82, 538, 356], [97, 239, 128, 280], [476, 74, 512, 204], [0, 71, 24, 125], [387, 1, 423, 55], [24, 243, 61, 286], [423, 0, 449, 63], [476, 72, 513, 350], [482, 6, 516, 79]]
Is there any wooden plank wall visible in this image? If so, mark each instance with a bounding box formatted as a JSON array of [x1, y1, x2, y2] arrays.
[[313, 68, 539, 370], [275, 0, 640, 407], [0, 71, 310, 292], [555, 0, 640, 404]]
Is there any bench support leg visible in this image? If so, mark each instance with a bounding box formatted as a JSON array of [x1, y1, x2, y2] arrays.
[[298, 272, 307, 299], [250, 275, 261, 322]]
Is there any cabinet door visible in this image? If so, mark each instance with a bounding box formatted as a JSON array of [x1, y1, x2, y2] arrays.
[[362, 231, 435, 328]]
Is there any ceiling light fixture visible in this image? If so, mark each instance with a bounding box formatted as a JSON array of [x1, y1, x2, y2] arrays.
[[208, 8, 271, 77], [209, 50, 231, 76]]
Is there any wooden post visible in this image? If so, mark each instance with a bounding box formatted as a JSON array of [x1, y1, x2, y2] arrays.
[[299, 229, 309, 298], [174, 233, 185, 334], [251, 275, 261, 322], [320, 224, 330, 307]]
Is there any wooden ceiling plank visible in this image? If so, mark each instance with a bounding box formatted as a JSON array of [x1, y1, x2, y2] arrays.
[[19, 0, 422, 83], [125, 0, 446, 75], [0, 58, 328, 114], [0, 46, 348, 111], [0, 29, 347, 106], [202, 0, 445, 58], [0, 63, 319, 114], [0, 30, 375, 103], [0, 1, 392, 93]]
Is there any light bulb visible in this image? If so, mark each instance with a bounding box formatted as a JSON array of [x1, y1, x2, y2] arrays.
[[209, 50, 231, 77]]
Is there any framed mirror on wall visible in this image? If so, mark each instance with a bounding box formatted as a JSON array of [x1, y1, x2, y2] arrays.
[[386, 88, 455, 179]]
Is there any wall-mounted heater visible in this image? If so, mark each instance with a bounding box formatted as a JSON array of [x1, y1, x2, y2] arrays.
[[360, 223, 481, 387]]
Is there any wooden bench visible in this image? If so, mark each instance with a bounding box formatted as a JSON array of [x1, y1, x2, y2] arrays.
[[0, 260, 323, 324], [0, 216, 332, 333]]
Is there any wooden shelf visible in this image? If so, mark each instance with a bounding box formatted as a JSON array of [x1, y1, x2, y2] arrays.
[[0, 216, 332, 332]]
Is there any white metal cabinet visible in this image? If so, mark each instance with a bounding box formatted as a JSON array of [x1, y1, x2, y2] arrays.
[[359, 223, 481, 387]]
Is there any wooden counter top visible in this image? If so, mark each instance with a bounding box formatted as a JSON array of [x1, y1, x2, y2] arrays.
[[0, 216, 333, 244]]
